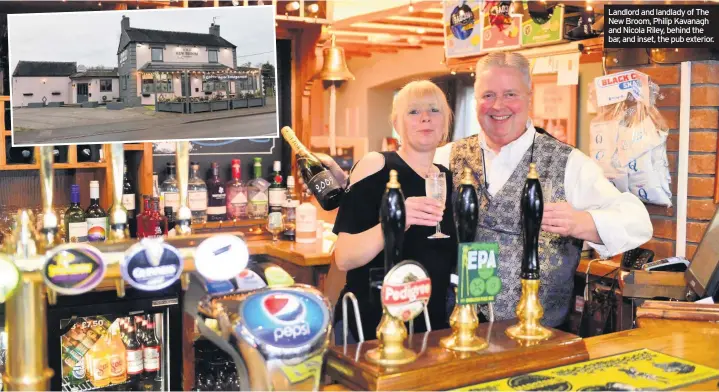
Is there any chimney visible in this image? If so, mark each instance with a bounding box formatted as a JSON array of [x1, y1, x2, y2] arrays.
[[209, 23, 220, 37], [121, 15, 130, 31]]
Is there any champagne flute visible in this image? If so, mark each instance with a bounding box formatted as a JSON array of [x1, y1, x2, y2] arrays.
[[266, 212, 284, 242], [425, 172, 450, 239]]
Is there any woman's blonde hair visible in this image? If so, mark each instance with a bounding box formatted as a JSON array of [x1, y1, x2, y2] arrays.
[[390, 80, 453, 145]]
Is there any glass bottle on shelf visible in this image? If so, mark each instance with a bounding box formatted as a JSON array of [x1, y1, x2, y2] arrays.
[[226, 159, 247, 220], [137, 195, 151, 239], [149, 198, 167, 238], [160, 162, 179, 216], [188, 162, 208, 224], [85, 181, 108, 242], [247, 157, 269, 219], [122, 164, 137, 237], [206, 162, 227, 222], [65, 184, 88, 243], [165, 206, 176, 234], [268, 160, 286, 214]]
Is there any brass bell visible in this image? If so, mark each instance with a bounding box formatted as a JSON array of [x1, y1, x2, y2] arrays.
[[314, 35, 355, 82]]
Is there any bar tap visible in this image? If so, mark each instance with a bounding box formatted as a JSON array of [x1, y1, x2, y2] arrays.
[[174, 141, 192, 236], [441, 167, 487, 352], [108, 143, 129, 242], [506, 163, 553, 341], [365, 170, 424, 366], [38, 146, 60, 249]]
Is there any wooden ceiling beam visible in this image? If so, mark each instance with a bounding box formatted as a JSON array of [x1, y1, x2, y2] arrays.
[[349, 22, 444, 34], [332, 30, 444, 43], [385, 15, 443, 25], [333, 1, 442, 28]]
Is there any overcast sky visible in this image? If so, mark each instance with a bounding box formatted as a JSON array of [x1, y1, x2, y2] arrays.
[[8, 6, 276, 73]]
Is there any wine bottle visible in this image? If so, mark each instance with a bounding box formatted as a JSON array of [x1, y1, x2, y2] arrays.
[[122, 164, 137, 237], [280, 126, 343, 211], [521, 163, 543, 280], [85, 181, 108, 242], [453, 167, 479, 243], [380, 169, 406, 275]]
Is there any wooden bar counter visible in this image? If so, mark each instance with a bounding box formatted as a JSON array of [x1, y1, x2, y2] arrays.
[[322, 318, 719, 391]]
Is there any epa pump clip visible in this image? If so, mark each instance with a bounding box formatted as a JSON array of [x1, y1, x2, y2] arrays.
[[441, 168, 499, 352]]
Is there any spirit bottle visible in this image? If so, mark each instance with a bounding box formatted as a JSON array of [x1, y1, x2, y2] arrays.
[[268, 160, 286, 213], [188, 162, 208, 224], [65, 184, 88, 243], [122, 164, 137, 237], [206, 162, 227, 222], [247, 157, 269, 219], [226, 159, 248, 219], [160, 162, 179, 216], [86, 181, 108, 242]]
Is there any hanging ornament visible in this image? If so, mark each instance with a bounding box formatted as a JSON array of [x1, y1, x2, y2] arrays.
[[449, 0, 476, 40], [484, 0, 513, 32]]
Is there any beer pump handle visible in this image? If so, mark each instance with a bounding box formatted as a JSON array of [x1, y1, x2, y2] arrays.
[[175, 141, 192, 236], [38, 146, 59, 248], [521, 163, 543, 280], [109, 143, 129, 241], [380, 170, 405, 275], [453, 167, 479, 243]]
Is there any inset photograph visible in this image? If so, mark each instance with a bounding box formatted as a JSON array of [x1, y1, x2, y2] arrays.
[[8, 6, 278, 146]]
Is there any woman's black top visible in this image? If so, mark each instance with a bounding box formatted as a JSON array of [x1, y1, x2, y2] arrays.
[[332, 151, 457, 341]]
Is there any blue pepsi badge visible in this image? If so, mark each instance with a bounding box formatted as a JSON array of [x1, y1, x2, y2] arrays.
[[239, 289, 329, 352]]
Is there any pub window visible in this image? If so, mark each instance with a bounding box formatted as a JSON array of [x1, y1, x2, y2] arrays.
[[151, 47, 163, 62], [208, 50, 218, 63], [202, 81, 228, 92], [142, 74, 173, 94], [100, 79, 113, 92]]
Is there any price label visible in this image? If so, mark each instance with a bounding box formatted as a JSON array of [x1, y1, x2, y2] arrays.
[[121, 239, 183, 291], [43, 244, 106, 295], [457, 242, 502, 305]]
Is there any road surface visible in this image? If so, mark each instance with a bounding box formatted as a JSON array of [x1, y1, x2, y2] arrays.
[[13, 111, 278, 145]]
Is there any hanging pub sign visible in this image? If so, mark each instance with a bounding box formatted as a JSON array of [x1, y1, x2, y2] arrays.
[[520, 1, 564, 47], [443, 0, 482, 59], [204, 74, 249, 81], [480, 1, 522, 52]]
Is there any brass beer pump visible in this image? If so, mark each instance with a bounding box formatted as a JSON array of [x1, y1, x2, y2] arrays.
[[441, 168, 488, 352], [506, 163, 553, 341], [365, 170, 418, 366]]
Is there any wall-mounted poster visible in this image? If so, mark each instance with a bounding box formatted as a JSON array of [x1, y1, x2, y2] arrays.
[[443, 0, 482, 59], [479, 1, 522, 53], [520, 1, 564, 47], [530, 74, 577, 147]]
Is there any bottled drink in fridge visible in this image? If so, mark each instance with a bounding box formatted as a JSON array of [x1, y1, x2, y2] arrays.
[[109, 327, 127, 385], [280, 126, 343, 211], [125, 326, 144, 385], [142, 322, 161, 380]]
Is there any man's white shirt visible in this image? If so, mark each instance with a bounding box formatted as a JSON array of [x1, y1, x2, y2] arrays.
[[433, 121, 653, 258]]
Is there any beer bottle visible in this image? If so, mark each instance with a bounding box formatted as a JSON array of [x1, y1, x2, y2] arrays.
[[142, 322, 161, 380], [125, 326, 144, 384]]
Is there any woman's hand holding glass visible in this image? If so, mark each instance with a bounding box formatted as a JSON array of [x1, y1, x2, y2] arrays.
[[424, 172, 450, 239], [404, 196, 444, 232]]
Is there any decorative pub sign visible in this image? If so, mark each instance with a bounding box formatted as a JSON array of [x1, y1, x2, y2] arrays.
[[457, 242, 502, 305]]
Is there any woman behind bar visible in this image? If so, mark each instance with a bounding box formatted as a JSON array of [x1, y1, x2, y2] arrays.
[[332, 80, 457, 343]]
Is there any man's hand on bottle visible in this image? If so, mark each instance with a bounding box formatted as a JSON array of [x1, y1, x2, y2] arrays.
[[404, 197, 444, 231], [298, 153, 349, 198]]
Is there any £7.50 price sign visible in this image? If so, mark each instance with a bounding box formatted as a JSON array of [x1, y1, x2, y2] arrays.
[[457, 243, 502, 305]]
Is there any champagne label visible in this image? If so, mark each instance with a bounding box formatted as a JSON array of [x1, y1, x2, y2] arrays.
[[188, 190, 208, 211], [126, 349, 144, 375], [143, 346, 160, 371], [269, 188, 286, 206], [308, 171, 341, 200], [109, 354, 125, 377], [122, 194, 136, 211], [86, 217, 107, 242], [68, 222, 88, 243], [93, 357, 110, 381], [163, 192, 180, 211]]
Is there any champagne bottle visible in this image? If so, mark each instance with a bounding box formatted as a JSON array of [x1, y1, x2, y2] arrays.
[[453, 167, 479, 243], [380, 170, 406, 275], [521, 163, 543, 280], [280, 126, 343, 211]]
